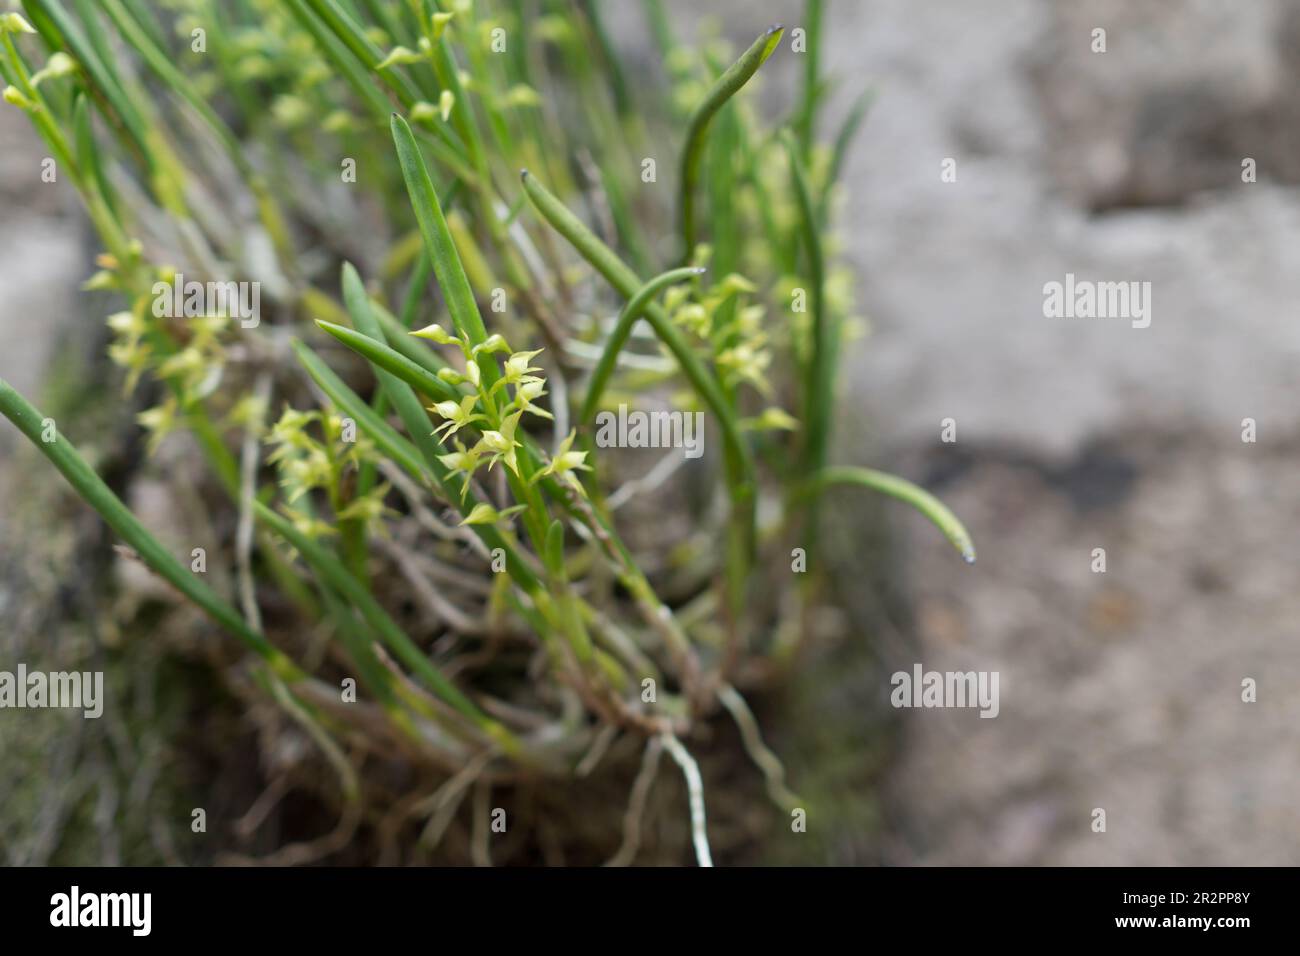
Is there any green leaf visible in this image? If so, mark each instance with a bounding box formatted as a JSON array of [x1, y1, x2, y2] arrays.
[[24, 0, 152, 172], [0, 376, 298, 675], [783, 132, 833, 519], [71, 91, 119, 224], [391, 113, 489, 347], [819, 88, 875, 226], [807, 466, 976, 564], [99, 0, 241, 167], [679, 24, 784, 257], [795, 0, 824, 155], [302, 0, 422, 104], [543, 518, 566, 578], [580, 266, 706, 427], [316, 319, 461, 405]]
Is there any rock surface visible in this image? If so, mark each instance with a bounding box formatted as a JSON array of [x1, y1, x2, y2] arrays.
[[650, 0, 1300, 863]]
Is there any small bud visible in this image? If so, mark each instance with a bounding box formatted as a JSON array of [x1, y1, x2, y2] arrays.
[[410, 323, 460, 345], [272, 94, 311, 127], [31, 53, 77, 87], [503, 84, 540, 108], [409, 101, 438, 123], [82, 270, 118, 292], [471, 333, 511, 356], [106, 310, 142, 335], [3, 86, 35, 111], [744, 407, 799, 431], [322, 110, 353, 134], [2, 13, 36, 34], [376, 46, 423, 69], [719, 273, 758, 296], [460, 502, 525, 526]]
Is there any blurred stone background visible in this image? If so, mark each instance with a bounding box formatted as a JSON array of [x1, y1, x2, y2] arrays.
[[621, 0, 1300, 865], [4, 0, 1299, 864]]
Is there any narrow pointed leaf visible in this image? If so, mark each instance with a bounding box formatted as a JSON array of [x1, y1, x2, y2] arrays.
[[580, 266, 706, 426], [679, 24, 784, 255], [0, 377, 296, 672], [316, 319, 461, 404], [808, 466, 976, 563], [784, 131, 832, 493], [391, 113, 489, 346]]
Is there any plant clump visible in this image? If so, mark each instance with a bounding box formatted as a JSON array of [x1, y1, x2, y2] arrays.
[[0, 0, 970, 865]]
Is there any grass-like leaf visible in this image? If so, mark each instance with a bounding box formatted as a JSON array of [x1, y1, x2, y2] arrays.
[[795, 0, 824, 155], [23, 0, 152, 173], [819, 88, 875, 226], [0, 376, 298, 674], [807, 466, 977, 564], [580, 266, 707, 426], [315, 319, 460, 404], [679, 24, 784, 256], [302, 0, 423, 105], [391, 113, 489, 346], [783, 131, 835, 558]]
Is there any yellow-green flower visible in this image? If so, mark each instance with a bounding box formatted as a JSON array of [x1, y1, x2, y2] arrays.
[[513, 377, 552, 420], [429, 394, 486, 440], [533, 430, 591, 494], [741, 407, 799, 432], [477, 411, 522, 475], [459, 502, 526, 526], [437, 440, 485, 501], [336, 485, 393, 524], [137, 397, 180, 455], [410, 322, 461, 346]]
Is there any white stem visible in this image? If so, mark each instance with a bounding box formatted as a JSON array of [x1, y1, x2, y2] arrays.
[[660, 733, 713, 867]]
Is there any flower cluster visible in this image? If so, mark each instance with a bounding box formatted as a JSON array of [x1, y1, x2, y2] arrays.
[[412, 324, 589, 509], [266, 407, 387, 540], [661, 255, 795, 436]]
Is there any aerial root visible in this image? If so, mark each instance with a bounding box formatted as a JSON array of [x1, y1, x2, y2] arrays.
[[660, 732, 713, 868], [718, 683, 802, 812]]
